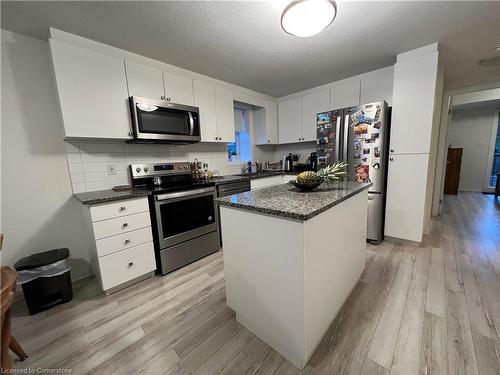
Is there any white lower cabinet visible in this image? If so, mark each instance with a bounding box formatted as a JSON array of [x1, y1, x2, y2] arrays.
[[98, 242, 156, 291], [250, 175, 289, 190], [82, 197, 156, 293], [385, 153, 430, 242]]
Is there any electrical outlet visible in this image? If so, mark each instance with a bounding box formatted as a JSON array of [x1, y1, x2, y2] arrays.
[[107, 164, 117, 175]]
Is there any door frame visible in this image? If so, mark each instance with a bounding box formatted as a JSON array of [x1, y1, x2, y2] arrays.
[[483, 109, 500, 192], [432, 81, 500, 216]]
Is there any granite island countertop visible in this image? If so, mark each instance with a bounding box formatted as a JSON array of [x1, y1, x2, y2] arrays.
[[216, 181, 372, 221], [73, 188, 151, 206]]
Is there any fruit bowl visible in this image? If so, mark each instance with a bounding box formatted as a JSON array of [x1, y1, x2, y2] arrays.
[[288, 180, 322, 191]]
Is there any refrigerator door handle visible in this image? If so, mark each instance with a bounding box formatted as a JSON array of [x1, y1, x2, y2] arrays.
[[343, 114, 349, 162], [335, 117, 341, 162]]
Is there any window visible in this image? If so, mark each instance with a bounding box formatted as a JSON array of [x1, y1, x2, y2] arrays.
[[228, 108, 251, 162]]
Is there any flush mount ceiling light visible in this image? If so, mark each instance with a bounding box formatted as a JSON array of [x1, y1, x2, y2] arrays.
[[479, 45, 500, 67], [281, 0, 337, 37]]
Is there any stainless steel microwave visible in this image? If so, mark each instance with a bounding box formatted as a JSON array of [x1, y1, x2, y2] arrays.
[[129, 96, 201, 144]]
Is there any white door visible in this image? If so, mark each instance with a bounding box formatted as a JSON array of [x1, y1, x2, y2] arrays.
[[390, 52, 438, 154], [385, 153, 429, 242], [215, 86, 235, 142], [483, 110, 500, 192], [278, 97, 302, 144], [330, 79, 360, 109], [193, 80, 218, 142], [163, 72, 194, 106], [50, 39, 132, 139], [125, 61, 165, 100], [302, 90, 330, 141], [360, 67, 394, 106]]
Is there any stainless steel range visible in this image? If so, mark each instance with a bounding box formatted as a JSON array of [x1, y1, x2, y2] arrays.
[[130, 162, 219, 274]]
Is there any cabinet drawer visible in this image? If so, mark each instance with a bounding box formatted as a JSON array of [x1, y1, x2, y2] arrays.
[[92, 211, 151, 240], [96, 227, 153, 257], [98, 242, 156, 290], [90, 198, 149, 222]]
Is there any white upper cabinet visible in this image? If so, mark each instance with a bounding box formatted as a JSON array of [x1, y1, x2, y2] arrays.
[[254, 101, 279, 145], [330, 79, 360, 109], [163, 72, 194, 106], [301, 90, 330, 142], [278, 97, 302, 144], [360, 67, 394, 106], [49, 39, 132, 139], [194, 80, 218, 142], [385, 153, 429, 242], [125, 61, 165, 100], [214, 86, 235, 142], [390, 52, 438, 154]]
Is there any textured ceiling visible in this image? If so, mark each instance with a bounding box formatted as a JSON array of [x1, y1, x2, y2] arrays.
[[2, 1, 499, 97]]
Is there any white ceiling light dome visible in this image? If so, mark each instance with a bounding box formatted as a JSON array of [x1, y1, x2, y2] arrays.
[[281, 0, 337, 37]]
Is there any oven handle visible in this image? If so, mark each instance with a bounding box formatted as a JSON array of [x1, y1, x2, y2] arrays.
[[155, 187, 214, 201], [188, 112, 194, 136]]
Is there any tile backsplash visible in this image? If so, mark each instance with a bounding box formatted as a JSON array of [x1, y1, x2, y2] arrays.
[[65, 141, 316, 194], [65, 142, 247, 193]]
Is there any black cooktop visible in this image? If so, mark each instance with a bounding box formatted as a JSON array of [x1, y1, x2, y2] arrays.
[[134, 180, 215, 195]]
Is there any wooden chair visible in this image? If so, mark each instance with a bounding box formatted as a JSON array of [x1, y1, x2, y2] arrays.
[[1, 236, 27, 372]]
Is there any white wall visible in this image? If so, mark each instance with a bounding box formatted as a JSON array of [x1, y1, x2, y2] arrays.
[[1, 30, 91, 278], [449, 104, 498, 192]]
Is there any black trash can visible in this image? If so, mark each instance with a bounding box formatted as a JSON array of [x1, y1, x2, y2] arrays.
[[14, 248, 73, 315]]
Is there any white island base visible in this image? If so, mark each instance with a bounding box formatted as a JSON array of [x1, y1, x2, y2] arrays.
[[220, 189, 368, 369]]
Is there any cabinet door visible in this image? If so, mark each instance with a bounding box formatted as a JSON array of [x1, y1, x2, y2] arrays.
[[385, 153, 429, 242], [254, 100, 278, 145], [390, 52, 438, 154], [360, 67, 394, 106], [193, 80, 218, 142], [164, 72, 194, 106], [278, 97, 302, 144], [301, 90, 330, 141], [49, 40, 131, 139], [125, 61, 165, 100], [215, 86, 235, 142], [330, 79, 360, 109], [265, 100, 279, 144]]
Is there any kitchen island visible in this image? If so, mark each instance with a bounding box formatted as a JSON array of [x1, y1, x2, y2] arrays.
[[217, 181, 371, 369]]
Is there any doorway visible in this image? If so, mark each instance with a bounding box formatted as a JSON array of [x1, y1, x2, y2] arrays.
[[484, 109, 500, 192]]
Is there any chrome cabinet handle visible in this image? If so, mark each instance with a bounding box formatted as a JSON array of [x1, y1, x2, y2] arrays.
[[166, 97, 171, 101], [122, 222, 128, 228], [128, 262, 134, 267], [119, 206, 126, 211], [128, 131, 133, 136], [390, 149, 394, 153], [161, 95, 165, 100], [124, 239, 131, 244], [389, 157, 394, 161]]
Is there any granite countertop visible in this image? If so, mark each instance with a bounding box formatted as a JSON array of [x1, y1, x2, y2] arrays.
[[73, 188, 150, 206], [216, 181, 372, 221], [211, 171, 297, 185]]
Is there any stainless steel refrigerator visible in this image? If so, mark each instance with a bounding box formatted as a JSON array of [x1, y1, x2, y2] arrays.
[[317, 101, 389, 243]]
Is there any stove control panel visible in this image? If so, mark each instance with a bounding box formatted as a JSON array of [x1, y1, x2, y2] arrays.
[[130, 162, 190, 179]]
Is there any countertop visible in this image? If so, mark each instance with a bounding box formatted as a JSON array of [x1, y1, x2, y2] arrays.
[[210, 171, 296, 185], [73, 171, 297, 206], [216, 181, 372, 221], [73, 188, 151, 206]]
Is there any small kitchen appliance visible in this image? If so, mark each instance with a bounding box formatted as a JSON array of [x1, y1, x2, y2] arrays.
[[131, 162, 219, 274]]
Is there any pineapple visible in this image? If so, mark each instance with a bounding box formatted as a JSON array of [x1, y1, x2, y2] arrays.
[[296, 171, 321, 184], [294, 162, 348, 185], [316, 162, 348, 184]]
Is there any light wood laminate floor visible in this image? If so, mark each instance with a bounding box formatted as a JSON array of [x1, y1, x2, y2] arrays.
[[11, 192, 500, 374]]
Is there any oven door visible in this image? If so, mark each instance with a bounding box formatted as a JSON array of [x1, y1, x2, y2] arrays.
[[130, 96, 200, 143], [154, 187, 218, 249]]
